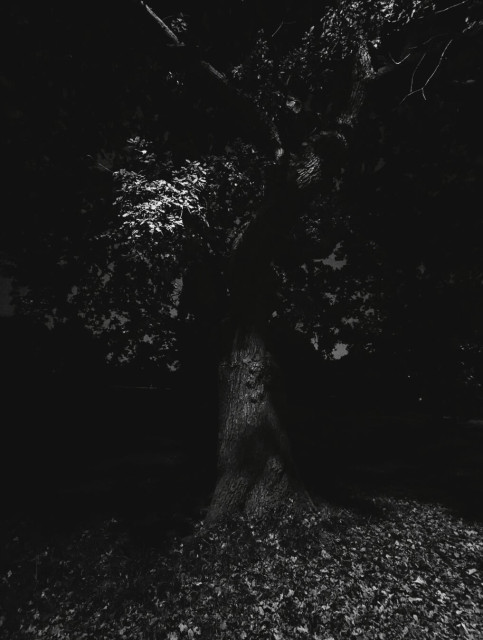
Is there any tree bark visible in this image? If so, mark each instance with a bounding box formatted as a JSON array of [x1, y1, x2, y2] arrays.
[[206, 322, 307, 523], [204, 43, 376, 523]]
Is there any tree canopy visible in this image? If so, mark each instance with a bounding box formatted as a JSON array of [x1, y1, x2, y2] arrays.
[[3, 0, 483, 411]]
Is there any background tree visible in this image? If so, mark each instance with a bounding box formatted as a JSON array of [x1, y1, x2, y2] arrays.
[[3, 0, 483, 521]]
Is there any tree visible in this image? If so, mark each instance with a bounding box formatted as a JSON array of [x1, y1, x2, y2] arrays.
[[4, 0, 483, 521]]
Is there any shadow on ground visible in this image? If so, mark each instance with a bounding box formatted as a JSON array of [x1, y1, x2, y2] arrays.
[[295, 412, 483, 523], [0, 385, 216, 552], [2, 385, 482, 557]]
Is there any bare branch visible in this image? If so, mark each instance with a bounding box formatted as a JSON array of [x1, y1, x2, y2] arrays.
[[424, 38, 453, 86], [85, 154, 113, 173], [389, 52, 412, 65], [271, 21, 295, 38], [435, 0, 469, 15], [139, 1, 181, 45], [136, 0, 284, 159], [271, 22, 284, 38], [399, 87, 424, 104], [409, 33, 450, 49], [401, 37, 453, 103], [199, 61, 227, 85], [388, 32, 449, 68], [410, 52, 427, 93]]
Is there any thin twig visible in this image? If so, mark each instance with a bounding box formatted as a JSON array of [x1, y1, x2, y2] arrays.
[[424, 37, 453, 87], [435, 0, 469, 15], [410, 51, 426, 93], [409, 33, 450, 49], [271, 22, 284, 38], [96, 163, 113, 173], [389, 52, 412, 65], [401, 38, 453, 104], [400, 53, 427, 103], [85, 155, 113, 173], [400, 87, 424, 103]]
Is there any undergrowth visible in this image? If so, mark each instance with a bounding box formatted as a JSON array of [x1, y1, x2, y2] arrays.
[[1, 496, 482, 639]]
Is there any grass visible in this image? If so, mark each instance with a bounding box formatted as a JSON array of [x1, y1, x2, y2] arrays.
[[1, 493, 482, 639]]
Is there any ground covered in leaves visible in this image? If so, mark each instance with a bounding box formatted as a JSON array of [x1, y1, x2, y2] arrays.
[[1, 496, 482, 639]]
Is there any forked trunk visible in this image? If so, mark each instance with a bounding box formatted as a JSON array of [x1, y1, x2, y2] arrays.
[[207, 323, 307, 523]]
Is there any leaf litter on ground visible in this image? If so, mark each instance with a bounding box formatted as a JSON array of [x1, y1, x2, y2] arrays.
[[0, 495, 482, 639]]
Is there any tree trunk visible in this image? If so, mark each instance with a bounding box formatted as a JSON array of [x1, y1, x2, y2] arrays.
[[204, 44, 376, 524], [206, 322, 307, 523]]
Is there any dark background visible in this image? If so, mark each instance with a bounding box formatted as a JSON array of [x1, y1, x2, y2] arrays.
[[1, 1, 483, 535]]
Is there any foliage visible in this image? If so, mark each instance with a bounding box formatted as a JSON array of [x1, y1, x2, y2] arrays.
[[1, 497, 482, 639], [61, 138, 267, 367], [4, 0, 483, 392]]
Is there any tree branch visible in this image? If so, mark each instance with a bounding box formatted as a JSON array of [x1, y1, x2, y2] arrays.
[[435, 0, 469, 15], [337, 40, 376, 135], [136, 0, 284, 159], [228, 39, 377, 300], [401, 38, 453, 103], [139, 1, 181, 45]]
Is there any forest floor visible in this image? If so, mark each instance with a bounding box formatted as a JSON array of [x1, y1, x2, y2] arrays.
[[1, 413, 482, 639]]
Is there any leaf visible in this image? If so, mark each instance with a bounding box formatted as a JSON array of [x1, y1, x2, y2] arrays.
[[296, 625, 309, 634]]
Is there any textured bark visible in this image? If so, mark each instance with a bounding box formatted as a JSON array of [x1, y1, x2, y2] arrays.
[[206, 47, 376, 523], [207, 324, 306, 523]]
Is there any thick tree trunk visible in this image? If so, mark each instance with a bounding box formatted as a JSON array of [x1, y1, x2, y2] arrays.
[[203, 42, 376, 524], [206, 323, 307, 523]]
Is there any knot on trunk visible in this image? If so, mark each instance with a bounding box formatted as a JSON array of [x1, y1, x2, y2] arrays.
[[291, 130, 348, 191]]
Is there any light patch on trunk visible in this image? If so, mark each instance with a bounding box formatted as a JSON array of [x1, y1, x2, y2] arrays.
[[171, 276, 183, 306]]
